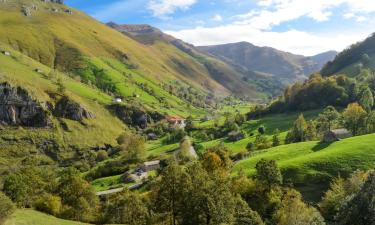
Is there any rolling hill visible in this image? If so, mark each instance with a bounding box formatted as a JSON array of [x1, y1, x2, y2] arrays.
[[198, 42, 337, 84], [108, 23, 286, 97], [321, 33, 375, 77], [232, 133, 375, 201]]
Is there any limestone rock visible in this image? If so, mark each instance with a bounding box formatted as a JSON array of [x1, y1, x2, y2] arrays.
[[54, 96, 94, 121], [0, 83, 50, 127]]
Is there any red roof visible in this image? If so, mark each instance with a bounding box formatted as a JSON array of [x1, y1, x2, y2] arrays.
[[166, 116, 185, 122]]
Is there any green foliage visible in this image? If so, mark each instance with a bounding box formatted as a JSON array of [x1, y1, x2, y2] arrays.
[[335, 171, 375, 225], [117, 134, 146, 163], [3, 168, 53, 208], [104, 190, 149, 225], [359, 86, 374, 112], [57, 168, 99, 222], [276, 189, 325, 225], [342, 103, 367, 135], [0, 192, 15, 225], [34, 194, 62, 217], [255, 159, 282, 190], [319, 171, 368, 222], [272, 129, 280, 147], [285, 114, 308, 143], [317, 106, 340, 133]]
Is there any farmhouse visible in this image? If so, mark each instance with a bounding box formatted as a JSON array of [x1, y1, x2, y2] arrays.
[[323, 129, 352, 143], [141, 160, 160, 172], [166, 116, 186, 128]]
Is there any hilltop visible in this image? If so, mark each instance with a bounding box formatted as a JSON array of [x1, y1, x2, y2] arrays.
[[108, 23, 286, 97]]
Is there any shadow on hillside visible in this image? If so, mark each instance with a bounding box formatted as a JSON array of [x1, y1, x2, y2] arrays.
[[312, 142, 333, 152]]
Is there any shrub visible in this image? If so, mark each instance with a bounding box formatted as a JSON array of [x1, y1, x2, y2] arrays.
[[0, 192, 15, 225], [35, 194, 62, 216], [96, 150, 109, 162]]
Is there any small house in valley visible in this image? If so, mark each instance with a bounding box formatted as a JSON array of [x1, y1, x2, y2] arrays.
[[141, 160, 161, 172], [166, 116, 186, 128], [323, 129, 352, 143]]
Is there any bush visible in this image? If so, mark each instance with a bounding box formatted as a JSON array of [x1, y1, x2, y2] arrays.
[[35, 194, 62, 216], [0, 192, 15, 224], [96, 150, 109, 162], [246, 142, 254, 152]]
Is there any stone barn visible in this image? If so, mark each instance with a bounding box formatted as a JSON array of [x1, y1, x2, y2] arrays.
[[323, 129, 352, 143]]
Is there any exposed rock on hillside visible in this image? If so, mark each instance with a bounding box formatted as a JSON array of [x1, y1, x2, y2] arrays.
[[0, 83, 50, 127], [54, 96, 94, 121], [109, 104, 164, 129]]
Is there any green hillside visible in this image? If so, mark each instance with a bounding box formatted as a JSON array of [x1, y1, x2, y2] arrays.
[[321, 33, 375, 76], [5, 210, 90, 225], [232, 133, 375, 199]]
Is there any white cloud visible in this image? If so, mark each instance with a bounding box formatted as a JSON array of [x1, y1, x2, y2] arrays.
[[212, 14, 223, 22], [148, 0, 197, 17], [166, 24, 370, 56], [164, 0, 375, 55]]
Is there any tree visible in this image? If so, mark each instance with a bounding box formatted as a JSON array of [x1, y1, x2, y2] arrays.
[[152, 162, 188, 225], [343, 103, 367, 135], [234, 196, 265, 225], [57, 168, 99, 222], [366, 112, 375, 133], [105, 190, 149, 225], [335, 171, 375, 225], [255, 159, 282, 190], [3, 168, 47, 207], [272, 129, 280, 147], [286, 114, 308, 143], [118, 134, 146, 162], [258, 126, 266, 135], [276, 189, 325, 225], [359, 87, 374, 112], [255, 134, 271, 150], [177, 136, 195, 163], [306, 120, 317, 141], [320, 171, 368, 222], [317, 106, 340, 133], [0, 192, 15, 225], [34, 194, 62, 217]]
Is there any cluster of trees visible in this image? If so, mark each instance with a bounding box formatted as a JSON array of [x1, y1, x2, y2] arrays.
[[101, 146, 327, 225], [248, 73, 375, 117], [2, 167, 99, 222], [162, 81, 214, 108], [286, 102, 375, 144]]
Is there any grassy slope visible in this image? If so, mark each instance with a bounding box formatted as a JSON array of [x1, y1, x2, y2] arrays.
[[5, 210, 90, 225], [200, 110, 320, 154], [232, 133, 375, 200]]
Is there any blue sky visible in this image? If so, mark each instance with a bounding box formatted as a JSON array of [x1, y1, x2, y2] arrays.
[[65, 0, 375, 55]]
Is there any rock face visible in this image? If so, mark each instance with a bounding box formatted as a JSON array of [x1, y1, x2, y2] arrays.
[[54, 96, 94, 121], [109, 104, 164, 129], [0, 83, 50, 127]]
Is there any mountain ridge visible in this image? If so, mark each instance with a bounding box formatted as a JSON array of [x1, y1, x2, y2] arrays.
[[197, 41, 337, 83]]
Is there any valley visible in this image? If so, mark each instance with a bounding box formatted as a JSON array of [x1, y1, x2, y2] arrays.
[[1, 0, 375, 225]]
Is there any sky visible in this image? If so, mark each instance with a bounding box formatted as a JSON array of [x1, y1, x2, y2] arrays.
[[65, 0, 375, 56]]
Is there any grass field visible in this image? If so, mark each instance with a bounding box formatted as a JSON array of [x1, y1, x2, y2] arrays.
[[232, 133, 375, 200], [5, 210, 90, 225], [198, 110, 320, 154]]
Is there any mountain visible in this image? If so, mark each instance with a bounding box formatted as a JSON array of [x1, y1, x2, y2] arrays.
[[108, 23, 285, 97], [198, 42, 337, 83], [321, 33, 375, 77]]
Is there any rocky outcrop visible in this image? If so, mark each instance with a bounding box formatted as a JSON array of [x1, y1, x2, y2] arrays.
[[109, 104, 164, 129], [0, 83, 50, 127], [54, 96, 94, 121]]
